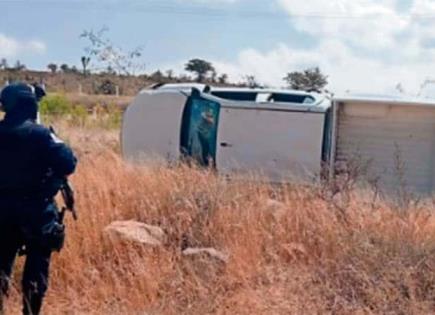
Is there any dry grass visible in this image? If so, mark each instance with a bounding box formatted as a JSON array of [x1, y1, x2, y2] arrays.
[[4, 124, 435, 315]]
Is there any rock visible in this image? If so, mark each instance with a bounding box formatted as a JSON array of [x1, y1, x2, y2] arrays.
[[182, 247, 229, 263], [264, 198, 287, 220], [265, 198, 285, 210], [104, 220, 165, 246]]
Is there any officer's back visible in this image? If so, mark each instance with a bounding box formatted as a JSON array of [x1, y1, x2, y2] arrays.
[[0, 82, 77, 315], [0, 85, 75, 199]]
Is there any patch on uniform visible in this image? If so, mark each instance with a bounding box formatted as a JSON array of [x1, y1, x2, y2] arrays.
[[50, 133, 64, 144]]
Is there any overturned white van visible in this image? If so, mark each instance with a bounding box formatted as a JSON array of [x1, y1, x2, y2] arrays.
[[122, 85, 332, 182], [122, 84, 435, 195]]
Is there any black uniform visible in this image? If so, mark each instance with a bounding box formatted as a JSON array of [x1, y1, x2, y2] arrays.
[[0, 84, 77, 315]]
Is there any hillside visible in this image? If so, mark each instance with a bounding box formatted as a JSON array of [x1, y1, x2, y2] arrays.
[[0, 69, 153, 96], [0, 69, 239, 97]]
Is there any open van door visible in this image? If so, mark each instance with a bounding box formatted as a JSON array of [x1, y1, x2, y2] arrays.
[[180, 89, 221, 167]]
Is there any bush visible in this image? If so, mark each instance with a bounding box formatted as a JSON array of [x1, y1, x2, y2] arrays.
[[39, 94, 123, 129], [39, 94, 72, 116], [104, 103, 123, 129], [95, 79, 117, 95], [70, 104, 88, 126]]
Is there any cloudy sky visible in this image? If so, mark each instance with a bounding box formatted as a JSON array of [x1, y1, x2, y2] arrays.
[[2, 0, 435, 94]]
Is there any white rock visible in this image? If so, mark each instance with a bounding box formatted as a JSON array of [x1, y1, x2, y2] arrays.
[[104, 220, 165, 246], [265, 198, 285, 210], [182, 247, 229, 263], [265, 198, 287, 220]]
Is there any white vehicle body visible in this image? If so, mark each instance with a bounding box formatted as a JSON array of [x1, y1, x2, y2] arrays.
[[122, 85, 331, 182], [122, 91, 186, 163], [123, 84, 435, 195], [330, 95, 435, 195]]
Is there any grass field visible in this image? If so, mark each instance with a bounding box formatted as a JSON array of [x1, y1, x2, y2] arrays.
[[4, 119, 435, 315]]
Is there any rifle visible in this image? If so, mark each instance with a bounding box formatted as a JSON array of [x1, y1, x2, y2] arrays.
[[47, 126, 78, 222], [35, 87, 77, 223], [59, 178, 77, 222]]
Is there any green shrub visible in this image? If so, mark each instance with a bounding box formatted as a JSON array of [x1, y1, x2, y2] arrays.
[[105, 108, 122, 129], [70, 104, 88, 126], [39, 94, 123, 129], [39, 94, 72, 116]]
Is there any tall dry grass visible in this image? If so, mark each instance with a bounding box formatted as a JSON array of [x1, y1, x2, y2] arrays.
[[4, 125, 435, 315]]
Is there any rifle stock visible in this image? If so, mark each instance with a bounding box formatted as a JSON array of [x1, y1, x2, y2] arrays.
[[61, 178, 77, 221]]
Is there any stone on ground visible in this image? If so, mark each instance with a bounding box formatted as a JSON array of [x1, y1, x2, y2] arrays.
[[182, 247, 229, 263], [104, 220, 165, 246]]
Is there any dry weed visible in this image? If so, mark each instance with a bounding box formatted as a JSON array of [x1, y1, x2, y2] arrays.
[[4, 125, 435, 315]]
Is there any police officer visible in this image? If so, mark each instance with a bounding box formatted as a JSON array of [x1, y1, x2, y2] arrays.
[[0, 83, 77, 315]]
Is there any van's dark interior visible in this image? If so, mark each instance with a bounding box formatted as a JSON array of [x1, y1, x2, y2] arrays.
[[211, 91, 315, 104]]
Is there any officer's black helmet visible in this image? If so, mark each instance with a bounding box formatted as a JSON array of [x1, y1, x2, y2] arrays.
[[0, 82, 37, 113]]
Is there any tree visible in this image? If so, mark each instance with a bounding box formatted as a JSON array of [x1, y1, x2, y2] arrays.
[[185, 59, 215, 82], [47, 63, 58, 74], [81, 27, 145, 75], [81, 56, 91, 75], [218, 73, 228, 85], [244, 75, 261, 88], [165, 69, 174, 80], [150, 70, 164, 82], [95, 79, 117, 95], [104, 66, 116, 75], [283, 67, 328, 92], [13, 60, 26, 71], [0, 58, 8, 70], [210, 69, 217, 83], [60, 64, 70, 73]]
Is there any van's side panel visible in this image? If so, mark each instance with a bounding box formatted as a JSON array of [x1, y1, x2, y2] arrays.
[[216, 106, 326, 182]]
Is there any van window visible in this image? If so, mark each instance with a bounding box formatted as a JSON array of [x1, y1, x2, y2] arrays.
[[211, 91, 257, 101], [211, 90, 315, 104], [269, 93, 315, 104], [256, 93, 271, 103]]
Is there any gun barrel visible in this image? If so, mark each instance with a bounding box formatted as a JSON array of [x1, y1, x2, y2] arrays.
[[71, 209, 78, 221], [61, 179, 77, 221]]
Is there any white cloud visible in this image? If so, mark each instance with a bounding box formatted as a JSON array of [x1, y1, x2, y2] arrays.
[[412, 0, 435, 13], [26, 40, 46, 54], [0, 33, 46, 58], [202, 0, 435, 95], [177, 0, 237, 3], [0, 34, 19, 57], [204, 38, 435, 95], [158, 0, 435, 95], [277, 0, 408, 50]]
